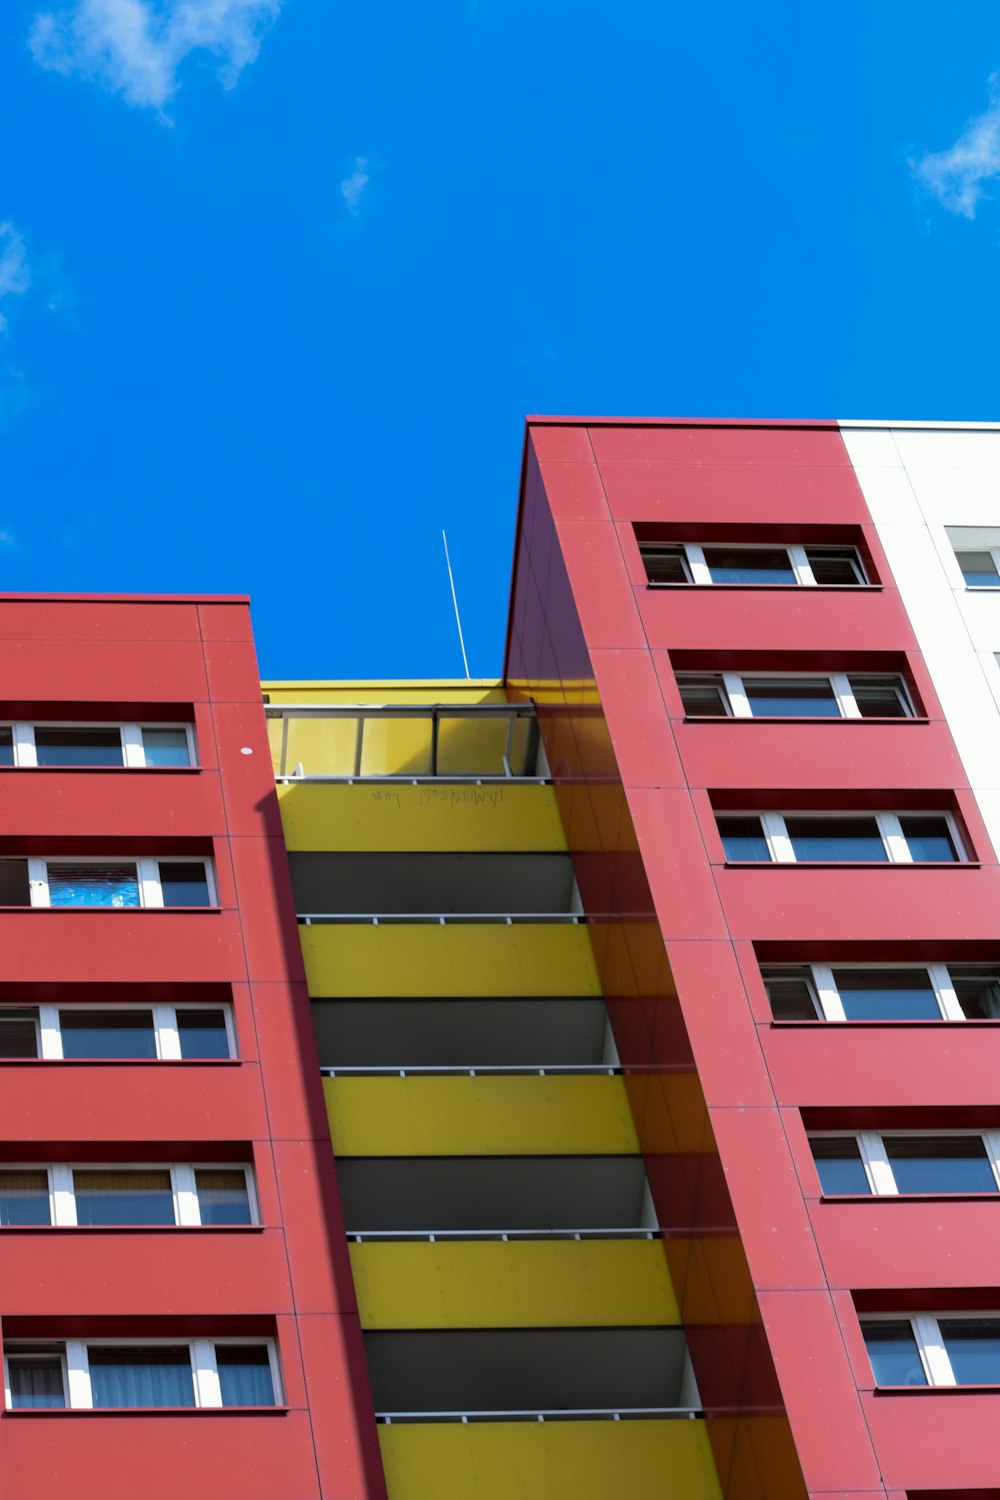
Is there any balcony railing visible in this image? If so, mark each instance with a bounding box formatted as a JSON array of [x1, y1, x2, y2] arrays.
[[377, 1407, 702, 1423], [267, 703, 542, 781], [299, 912, 582, 925]]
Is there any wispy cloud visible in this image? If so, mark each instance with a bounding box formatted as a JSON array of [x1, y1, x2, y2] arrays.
[[28, 0, 282, 115], [915, 76, 1000, 219], [340, 156, 370, 217], [0, 224, 32, 334]]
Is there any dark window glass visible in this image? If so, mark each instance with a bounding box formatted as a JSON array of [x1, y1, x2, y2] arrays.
[[216, 1345, 275, 1406], [785, 816, 887, 863], [73, 1169, 175, 1226], [833, 969, 940, 1021], [158, 862, 211, 908], [718, 815, 771, 862], [7, 1349, 65, 1408], [34, 728, 123, 767], [195, 1169, 251, 1225], [703, 546, 795, 584], [59, 1009, 157, 1060], [803, 547, 866, 585], [761, 968, 819, 1020], [89, 1345, 194, 1408], [848, 677, 911, 719], [641, 547, 691, 584], [745, 679, 840, 718], [956, 551, 1000, 588], [0, 860, 30, 906], [176, 1009, 230, 1060], [950, 967, 1000, 1020], [940, 1320, 1000, 1384], [677, 678, 730, 716], [48, 864, 139, 908], [863, 1322, 927, 1386], [0, 1170, 50, 1225], [0, 727, 13, 766], [141, 729, 191, 767], [0, 1009, 38, 1059], [810, 1138, 871, 1195], [899, 815, 959, 863], [885, 1137, 996, 1195]]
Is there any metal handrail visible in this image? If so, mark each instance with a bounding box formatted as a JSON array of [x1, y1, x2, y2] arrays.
[[376, 1407, 703, 1424], [322, 1064, 618, 1077], [349, 1228, 656, 1242], [298, 912, 582, 926], [276, 774, 552, 785]]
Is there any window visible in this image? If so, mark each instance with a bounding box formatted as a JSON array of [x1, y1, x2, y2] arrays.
[[811, 1132, 1000, 1195], [639, 541, 870, 588], [762, 962, 1000, 1022], [0, 1003, 236, 1060], [0, 1163, 254, 1227], [862, 1316, 1000, 1387], [677, 672, 915, 720], [718, 812, 964, 864], [23, 857, 216, 910], [4, 1339, 279, 1409], [0, 722, 196, 769], [956, 550, 1000, 588]]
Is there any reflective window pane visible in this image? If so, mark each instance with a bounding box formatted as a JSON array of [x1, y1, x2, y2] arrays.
[[849, 677, 911, 719], [718, 816, 771, 862], [176, 1009, 230, 1060], [216, 1345, 275, 1407], [786, 817, 887, 863], [885, 1137, 996, 1195], [141, 729, 191, 768], [863, 1322, 927, 1386], [48, 864, 139, 908], [158, 862, 211, 908], [0, 727, 13, 767], [0, 860, 31, 907], [703, 546, 795, 584], [7, 1349, 65, 1408], [803, 547, 866, 585], [940, 1320, 1000, 1384], [677, 678, 730, 716], [34, 728, 123, 767], [73, 1169, 175, 1226], [88, 1345, 194, 1408], [833, 969, 940, 1021], [59, 1009, 157, 1060], [0, 1009, 39, 1059], [0, 1171, 50, 1226], [956, 551, 1000, 588], [745, 679, 840, 718], [195, 1169, 251, 1225], [950, 967, 1000, 1020], [761, 968, 819, 1021], [811, 1138, 871, 1195], [899, 816, 959, 863], [641, 547, 691, 584]]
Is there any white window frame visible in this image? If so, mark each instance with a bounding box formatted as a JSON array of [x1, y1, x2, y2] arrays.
[[3, 1337, 280, 1410], [678, 671, 914, 721], [810, 1129, 1000, 1196], [765, 961, 971, 1023], [17, 1002, 237, 1062], [720, 812, 966, 865], [0, 1162, 256, 1228], [0, 722, 196, 770], [862, 1314, 1000, 1388], [644, 542, 869, 588], [955, 546, 1000, 590], [26, 857, 217, 910]]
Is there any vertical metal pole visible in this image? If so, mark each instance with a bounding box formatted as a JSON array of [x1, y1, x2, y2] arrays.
[[280, 715, 289, 778]]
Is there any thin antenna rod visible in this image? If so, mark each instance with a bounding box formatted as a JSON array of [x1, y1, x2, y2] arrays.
[[442, 529, 471, 679]]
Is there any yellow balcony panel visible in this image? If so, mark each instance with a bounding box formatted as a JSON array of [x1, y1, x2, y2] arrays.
[[377, 1419, 722, 1500], [349, 1239, 679, 1329], [278, 782, 567, 854], [301, 922, 600, 998], [324, 1075, 640, 1156], [263, 680, 506, 708]]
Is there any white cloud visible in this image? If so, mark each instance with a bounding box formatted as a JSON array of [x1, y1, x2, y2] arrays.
[[28, 0, 282, 114], [0, 224, 32, 334], [916, 76, 1000, 219], [340, 156, 370, 217]]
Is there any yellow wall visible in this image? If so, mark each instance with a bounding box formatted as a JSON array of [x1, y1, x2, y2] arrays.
[[301, 922, 600, 998], [325, 1075, 640, 1156], [349, 1239, 679, 1328], [377, 1420, 723, 1500]]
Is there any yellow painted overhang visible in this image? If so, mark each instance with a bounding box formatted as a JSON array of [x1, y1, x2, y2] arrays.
[[324, 1075, 640, 1155], [377, 1419, 723, 1500], [348, 1239, 679, 1328], [301, 922, 600, 998], [263, 680, 507, 706], [277, 781, 567, 854]]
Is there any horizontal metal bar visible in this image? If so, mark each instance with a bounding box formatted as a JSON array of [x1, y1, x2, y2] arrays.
[[349, 1229, 655, 1242], [265, 705, 537, 720], [298, 913, 582, 925], [322, 1065, 618, 1077], [376, 1408, 703, 1424], [275, 775, 551, 785]]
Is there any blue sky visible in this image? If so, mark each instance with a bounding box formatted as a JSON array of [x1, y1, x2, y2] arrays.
[[1, 1, 999, 677]]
